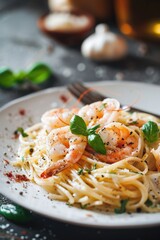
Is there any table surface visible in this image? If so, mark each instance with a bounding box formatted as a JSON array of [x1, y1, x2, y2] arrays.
[[0, 0, 160, 239]]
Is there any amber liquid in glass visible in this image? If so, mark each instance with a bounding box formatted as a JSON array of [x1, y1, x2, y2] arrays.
[[115, 0, 160, 41]]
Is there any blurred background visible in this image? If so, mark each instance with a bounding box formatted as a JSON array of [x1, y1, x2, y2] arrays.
[[48, 0, 160, 41], [0, 0, 160, 105]]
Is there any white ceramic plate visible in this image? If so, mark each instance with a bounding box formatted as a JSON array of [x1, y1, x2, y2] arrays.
[[0, 81, 160, 228]]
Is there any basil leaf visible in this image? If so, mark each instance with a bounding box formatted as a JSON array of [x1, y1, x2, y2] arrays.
[[87, 124, 100, 134], [88, 134, 106, 154], [70, 115, 88, 136], [142, 121, 159, 143], [27, 63, 52, 84], [114, 199, 128, 214], [0, 204, 31, 223], [70, 115, 106, 155], [0, 68, 16, 87], [16, 127, 28, 137], [14, 71, 26, 83]]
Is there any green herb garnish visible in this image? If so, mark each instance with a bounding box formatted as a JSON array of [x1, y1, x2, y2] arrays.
[[99, 103, 107, 111], [88, 134, 106, 154], [142, 121, 159, 143], [0, 62, 52, 88], [16, 127, 28, 137], [145, 199, 153, 207], [87, 124, 100, 134], [129, 120, 138, 125], [70, 115, 88, 136], [109, 171, 116, 175], [26, 63, 52, 84], [114, 199, 128, 214], [0, 68, 16, 87], [92, 163, 97, 170], [66, 202, 73, 207], [80, 203, 89, 209], [77, 163, 97, 175], [70, 115, 106, 154], [77, 168, 84, 175], [0, 204, 31, 223]]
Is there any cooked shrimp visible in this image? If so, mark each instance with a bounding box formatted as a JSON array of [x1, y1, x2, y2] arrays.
[[41, 126, 87, 178], [78, 98, 120, 127], [118, 111, 160, 127], [86, 122, 141, 163], [41, 108, 78, 131]]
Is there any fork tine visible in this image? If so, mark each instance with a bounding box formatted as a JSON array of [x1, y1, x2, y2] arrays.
[[75, 82, 105, 101], [68, 82, 105, 104], [67, 83, 92, 104]]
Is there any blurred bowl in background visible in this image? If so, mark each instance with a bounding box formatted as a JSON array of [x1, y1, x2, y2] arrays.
[[48, 0, 113, 21], [38, 11, 95, 45]]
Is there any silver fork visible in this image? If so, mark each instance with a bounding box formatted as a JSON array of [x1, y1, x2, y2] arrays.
[[67, 81, 160, 118]]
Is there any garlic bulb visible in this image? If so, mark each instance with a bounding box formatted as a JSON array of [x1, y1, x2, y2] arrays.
[[81, 24, 128, 61]]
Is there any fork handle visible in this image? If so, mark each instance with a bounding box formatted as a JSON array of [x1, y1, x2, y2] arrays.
[[68, 82, 160, 119], [92, 90, 160, 118]]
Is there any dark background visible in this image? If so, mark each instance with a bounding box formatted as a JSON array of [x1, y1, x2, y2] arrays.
[[0, 0, 160, 239]]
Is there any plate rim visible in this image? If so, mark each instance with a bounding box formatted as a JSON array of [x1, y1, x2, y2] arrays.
[[1, 80, 160, 113], [0, 80, 160, 228]]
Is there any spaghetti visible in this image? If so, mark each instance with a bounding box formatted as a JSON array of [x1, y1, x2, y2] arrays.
[[14, 98, 160, 213]]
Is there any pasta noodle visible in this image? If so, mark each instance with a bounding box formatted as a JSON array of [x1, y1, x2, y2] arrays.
[[13, 98, 160, 213]]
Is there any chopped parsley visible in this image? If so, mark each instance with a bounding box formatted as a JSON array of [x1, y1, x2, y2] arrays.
[[145, 199, 153, 207], [92, 163, 97, 170], [80, 203, 89, 209], [114, 199, 128, 214], [129, 120, 138, 125], [66, 202, 73, 207], [77, 168, 84, 175], [77, 163, 97, 175], [98, 103, 107, 111], [15, 127, 28, 138]]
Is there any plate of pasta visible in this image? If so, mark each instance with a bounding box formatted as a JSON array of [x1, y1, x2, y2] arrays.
[[0, 80, 160, 228]]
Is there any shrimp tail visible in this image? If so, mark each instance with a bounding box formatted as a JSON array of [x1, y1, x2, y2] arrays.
[[41, 159, 70, 178], [41, 147, 84, 178]]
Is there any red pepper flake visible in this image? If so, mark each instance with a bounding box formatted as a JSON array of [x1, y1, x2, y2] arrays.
[[15, 174, 29, 182], [86, 213, 93, 217], [12, 131, 19, 139], [60, 95, 68, 103], [4, 171, 29, 182], [3, 159, 9, 165], [5, 171, 13, 178], [19, 109, 26, 116]]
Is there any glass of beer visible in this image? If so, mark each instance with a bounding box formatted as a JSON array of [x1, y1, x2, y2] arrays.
[[115, 0, 160, 41]]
